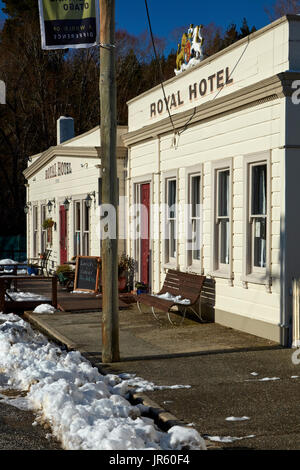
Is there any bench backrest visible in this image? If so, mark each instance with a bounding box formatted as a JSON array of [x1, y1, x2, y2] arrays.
[[41, 249, 52, 267], [159, 269, 206, 304]]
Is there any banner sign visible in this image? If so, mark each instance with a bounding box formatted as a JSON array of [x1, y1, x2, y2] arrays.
[[38, 0, 100, 50]]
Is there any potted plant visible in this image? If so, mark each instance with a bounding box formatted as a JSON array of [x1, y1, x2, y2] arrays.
[[43, 219, 54, 245], [55, 264, 74, 287], [118, 254, 135, 292], [135, 281, 148, 295]]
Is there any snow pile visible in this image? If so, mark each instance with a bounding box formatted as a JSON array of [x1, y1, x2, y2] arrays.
[[6, 291, 48, 302], [0, 314, 206, 451], [33, 304, 57, 314], [153, 292, 191, 305]]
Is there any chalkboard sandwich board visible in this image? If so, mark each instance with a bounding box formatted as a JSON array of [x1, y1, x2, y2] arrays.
[[74, 256, 101, 293]]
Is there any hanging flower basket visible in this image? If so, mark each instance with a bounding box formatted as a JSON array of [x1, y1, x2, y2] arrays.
[[43, 218, 55, 230]]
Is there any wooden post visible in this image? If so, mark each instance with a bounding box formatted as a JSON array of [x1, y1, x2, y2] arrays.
[[99, 0, 120, 363], [0, 279, 5, 313], [52, 276, 58, 309]]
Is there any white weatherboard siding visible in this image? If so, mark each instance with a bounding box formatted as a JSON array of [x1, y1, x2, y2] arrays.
[[123, 16, 300, 344], [157, 100, 282, 329], [128, 17, 292, 132], [25, 127, 127, 269], [27, 156, 100, 268]]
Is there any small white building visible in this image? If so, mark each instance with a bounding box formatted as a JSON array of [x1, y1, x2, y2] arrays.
[[122, 15, 300, 346], [24, 118, 128, 271]]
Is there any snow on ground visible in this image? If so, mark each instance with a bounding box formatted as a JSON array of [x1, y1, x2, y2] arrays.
[[205, 435, 255, 443], [0, 313, 206, 451], [258, 377, 280, 382], [225, 416, 250, 422]]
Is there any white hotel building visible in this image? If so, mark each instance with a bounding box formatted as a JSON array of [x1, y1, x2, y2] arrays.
[[25, 15, 300, 346]]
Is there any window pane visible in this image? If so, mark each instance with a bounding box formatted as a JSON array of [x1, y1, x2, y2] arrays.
[[252, 165, 267, 215], [253, 218, 266, 268], [41, 206, 46, 224], [75, 202, 81, 231], [170, 220, 176, 258], [83, 232, 89, 256], [74, 232, 81, 256], [168, 180, 176, 218], [41, 231, 46, 253], [220, 219, 230, 265], [191, 175, 201, 218], [33, 207, 38, 230], [218, 170, 230, 217], [84, 205, 90, 232], [192, 219, 201, 261]]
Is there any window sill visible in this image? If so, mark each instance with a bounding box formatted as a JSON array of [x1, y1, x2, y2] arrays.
[[240, 273, 272, 286], [164, 261, 177, 271], [211, 270, 232, 280], [187, 264, 203, 275]]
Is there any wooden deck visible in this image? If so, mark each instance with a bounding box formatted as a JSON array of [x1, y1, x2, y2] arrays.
[[1, 276, 135, 313]]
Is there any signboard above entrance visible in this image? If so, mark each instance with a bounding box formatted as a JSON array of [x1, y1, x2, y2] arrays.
[[38, 0, 100, 50]]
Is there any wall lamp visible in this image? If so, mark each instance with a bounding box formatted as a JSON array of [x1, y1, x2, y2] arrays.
[[47, 198, 56, 213], [24, 202, 31, 215], [85, 191, 96, 209], [63, 197, 72, 211]]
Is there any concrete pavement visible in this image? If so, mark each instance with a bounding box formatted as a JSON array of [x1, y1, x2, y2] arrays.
[[23, 306, 300, 450]]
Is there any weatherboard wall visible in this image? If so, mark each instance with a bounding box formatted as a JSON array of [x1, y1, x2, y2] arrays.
[[123, 16, 300, 343]]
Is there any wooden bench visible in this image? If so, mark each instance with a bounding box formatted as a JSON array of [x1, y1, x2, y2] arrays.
[[136, 269, 206, 325]]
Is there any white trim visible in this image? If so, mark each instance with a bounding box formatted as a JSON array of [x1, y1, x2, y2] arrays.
[[185, 164, 204, 274], [132, 178, 153, 289], [211, 158, 233, 280], [40, 202, 47, 254], [242, 151, 271, 287], [162, 170, 179, 270]]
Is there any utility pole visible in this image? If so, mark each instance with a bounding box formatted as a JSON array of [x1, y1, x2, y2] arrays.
[[99, 0, 120, 363]]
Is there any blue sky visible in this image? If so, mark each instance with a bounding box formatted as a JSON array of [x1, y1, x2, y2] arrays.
[[0, 0, 276, 51], [115, 0, 275, 48]]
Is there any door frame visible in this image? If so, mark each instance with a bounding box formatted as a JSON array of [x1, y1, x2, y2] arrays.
[[133, 178, 152, 291], [59, 205, 68, 265]]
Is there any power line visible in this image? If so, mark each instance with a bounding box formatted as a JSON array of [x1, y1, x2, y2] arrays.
[[144, 0, 176, 135]]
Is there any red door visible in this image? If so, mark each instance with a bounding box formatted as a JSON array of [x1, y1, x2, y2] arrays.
[[141, 184, 150, 286], [60, 206, 68, 265]]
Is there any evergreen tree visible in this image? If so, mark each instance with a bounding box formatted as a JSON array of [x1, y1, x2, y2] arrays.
[[2, 0, 38, 18], [223, 24, 239, 48]]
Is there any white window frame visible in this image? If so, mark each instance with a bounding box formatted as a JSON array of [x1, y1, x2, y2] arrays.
[[242, 152, 271, 286], [32, 205, 39, 258], [40, 203, 47, 254], [186, 165, 203, 273], [211, 159, 233, 279], [74, 200, 82, 257], [83, 203, 90, 256], [163, 172, 178, 268]]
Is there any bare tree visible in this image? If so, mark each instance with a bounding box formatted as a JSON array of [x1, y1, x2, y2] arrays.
[[265, 0, 300, 20]]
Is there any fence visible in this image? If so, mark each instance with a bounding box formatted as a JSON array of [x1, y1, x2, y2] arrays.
[[292, 279, 300, 348]]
